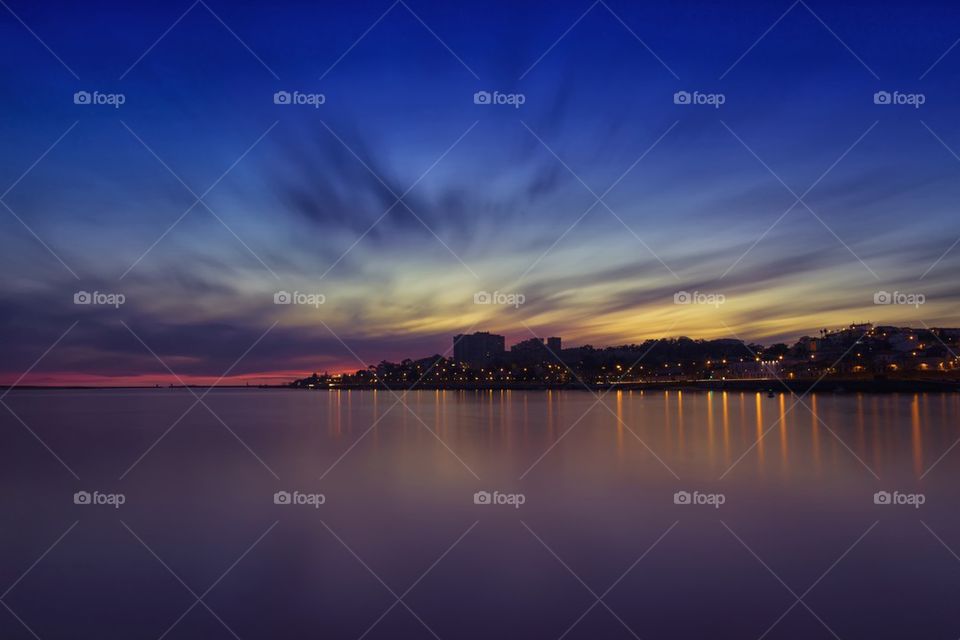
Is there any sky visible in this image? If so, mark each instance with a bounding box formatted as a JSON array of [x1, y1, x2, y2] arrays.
[[2, 0, 960, 384]]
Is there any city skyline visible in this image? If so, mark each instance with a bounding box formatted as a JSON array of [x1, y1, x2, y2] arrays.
[[3, 1, 960, 385], [292, 322, 960, 387]]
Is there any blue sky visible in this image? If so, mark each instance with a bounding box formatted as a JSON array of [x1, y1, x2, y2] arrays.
[[2, 0, 960, 383]]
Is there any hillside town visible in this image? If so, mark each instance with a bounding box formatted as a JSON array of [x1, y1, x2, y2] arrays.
[[291, 323, 960, 390]]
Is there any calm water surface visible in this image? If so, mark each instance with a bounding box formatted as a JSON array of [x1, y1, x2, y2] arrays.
[[2, 389, 959, 639]]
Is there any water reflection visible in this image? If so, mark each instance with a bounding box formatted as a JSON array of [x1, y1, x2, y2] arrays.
[[301, 390, 954, 483], [259, 389, 954, 482], [811, 394, 820, 472], [471, 389, 951, 481], [754, 392, 764, 470], [722, 391, 731, 465], [3, 388, 959, 639], [778, 393, 788, 471], [911, 394, 923, 477]]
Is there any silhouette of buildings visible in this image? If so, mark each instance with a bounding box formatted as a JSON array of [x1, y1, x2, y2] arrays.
[[292, 323, 960, 389], [507, 336, 564, 365], [509, 337, 549, 365], [453, 331, 505, 367]]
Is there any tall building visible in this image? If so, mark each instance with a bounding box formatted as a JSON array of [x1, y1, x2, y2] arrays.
[[510, 337, 549, 365], [547, 337, 561, 353], [453, 332, 505, 367]]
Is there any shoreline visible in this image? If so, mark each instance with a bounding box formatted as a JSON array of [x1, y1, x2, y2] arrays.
[[4, 379, 960, 393], [301, 378, 960, 393]]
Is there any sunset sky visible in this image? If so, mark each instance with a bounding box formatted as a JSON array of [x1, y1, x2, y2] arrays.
[[2, 0, 960, 384]]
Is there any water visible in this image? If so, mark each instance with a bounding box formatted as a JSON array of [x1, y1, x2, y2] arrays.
[[2, 389, 959, 639]]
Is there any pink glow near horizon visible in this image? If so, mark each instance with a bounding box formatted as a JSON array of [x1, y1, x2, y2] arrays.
[[0, 369, 337, 387]]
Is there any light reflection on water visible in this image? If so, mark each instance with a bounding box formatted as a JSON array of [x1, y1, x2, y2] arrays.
[[1, 389, 959, 639]]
